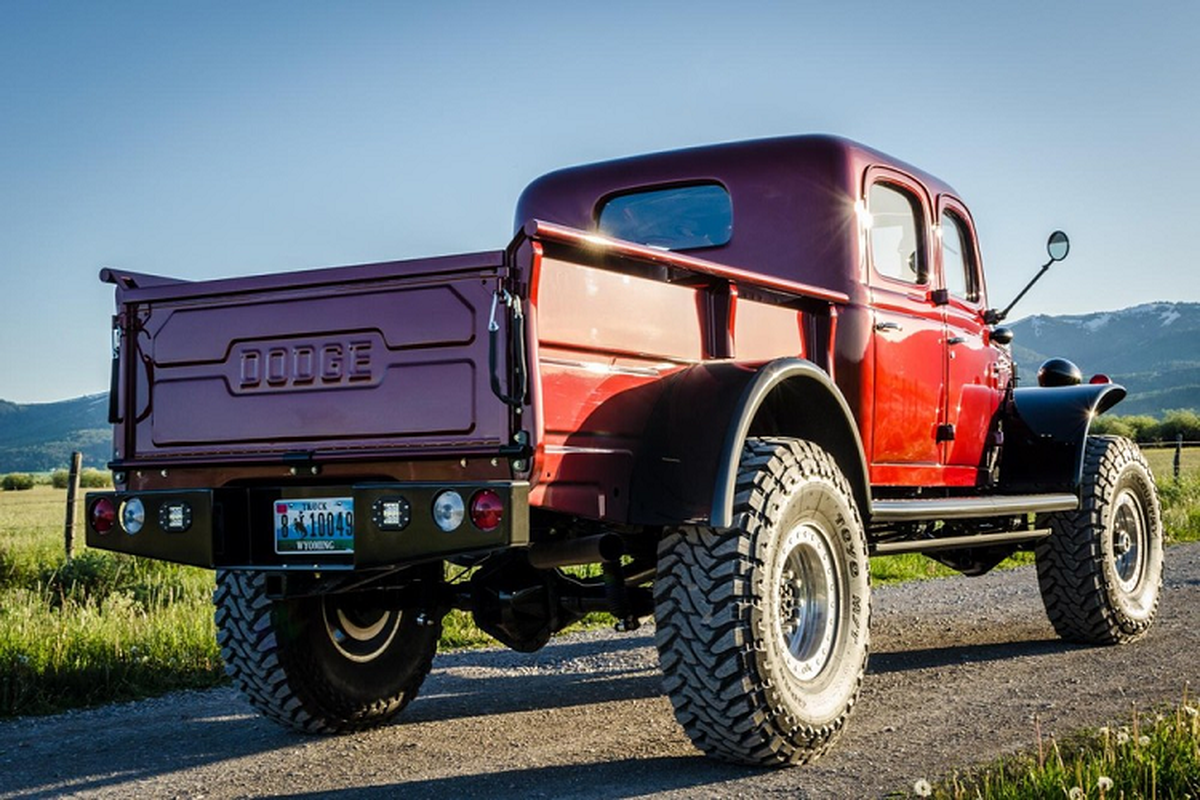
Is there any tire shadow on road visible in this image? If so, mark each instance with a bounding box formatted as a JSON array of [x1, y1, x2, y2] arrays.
[[272, 756, 768, 800], [869, 637, 1073, 675], [406, 632, 666, 722]]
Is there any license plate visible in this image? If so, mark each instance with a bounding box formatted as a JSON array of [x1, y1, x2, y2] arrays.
[[274, 497, 355, 554]]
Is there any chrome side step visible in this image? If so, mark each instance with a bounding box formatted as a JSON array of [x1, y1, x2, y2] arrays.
[[870, 528, 1052, 556], [870, 493, 1078, 523]]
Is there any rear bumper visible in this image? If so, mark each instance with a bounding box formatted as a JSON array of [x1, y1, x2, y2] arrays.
[[85, 481, 530, 570]]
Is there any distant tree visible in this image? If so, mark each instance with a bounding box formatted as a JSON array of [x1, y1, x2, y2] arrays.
[[50, 468, 70, 489], [79, 468, 111, 488], [1124, 415, 1163, 442], [1158, 409, 1200, 442], [2, 473, 35, 491], [1091, 415, 1136, 438]]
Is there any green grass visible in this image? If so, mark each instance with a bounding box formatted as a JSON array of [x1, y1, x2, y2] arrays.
[[0, 487, 223, 716], [901, 695, 1200, 798], [1139, 443, 1200, 483]]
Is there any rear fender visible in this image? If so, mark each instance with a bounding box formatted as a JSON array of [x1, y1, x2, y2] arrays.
[[1000, 383, 1127, 492], [628, 358, 869, 527]]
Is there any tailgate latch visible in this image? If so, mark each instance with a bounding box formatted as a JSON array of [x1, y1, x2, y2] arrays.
[[488, 288, 528, 408]]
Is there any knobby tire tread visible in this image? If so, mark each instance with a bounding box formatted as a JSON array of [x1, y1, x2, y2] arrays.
[[655, 437, 869, 766], [215, 570, 438, 734], [1035, 435, 1162, 645]]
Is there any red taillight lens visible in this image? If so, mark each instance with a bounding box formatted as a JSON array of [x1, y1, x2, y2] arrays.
[[469, 489, 504, 531], [1090, 374, 1112, 385], [91, 497, 117, 534]]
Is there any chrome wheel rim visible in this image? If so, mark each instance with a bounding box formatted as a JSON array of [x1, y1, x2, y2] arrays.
[[775, 523, 839, 681], [322, 598, 402, 663], [1111, 487, 1147, 594]]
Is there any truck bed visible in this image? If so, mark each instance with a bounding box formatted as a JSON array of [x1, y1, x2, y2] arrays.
[[105, 251, 516, 467]]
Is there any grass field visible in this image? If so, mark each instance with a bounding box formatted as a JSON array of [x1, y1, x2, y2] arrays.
[[912, 695, 1200, 799], [1139, 442, 1200, 481], [0, 486, 224, 715], [2, 445, 1198, 716]]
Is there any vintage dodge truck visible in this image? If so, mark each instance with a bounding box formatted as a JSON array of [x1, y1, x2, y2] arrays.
[[86, 135, 1163, 766]]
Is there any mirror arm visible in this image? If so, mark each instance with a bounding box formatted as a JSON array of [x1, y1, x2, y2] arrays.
[[993, 259, 1053, 323]]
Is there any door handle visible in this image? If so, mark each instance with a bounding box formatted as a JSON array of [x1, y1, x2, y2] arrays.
[[947, 336, 966, 345], [875, 321, 902, 332]]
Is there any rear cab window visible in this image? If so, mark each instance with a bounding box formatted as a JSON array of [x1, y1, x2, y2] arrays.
[[596, 183, 732, 251], [937, 200, 983, 306]]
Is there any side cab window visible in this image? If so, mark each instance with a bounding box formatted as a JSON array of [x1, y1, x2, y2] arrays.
[[867, 181, 928, 286], [937, 198, 984, 307]]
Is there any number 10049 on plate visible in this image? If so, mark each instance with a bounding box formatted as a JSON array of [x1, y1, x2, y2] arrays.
[[275, 497, 355, 554]]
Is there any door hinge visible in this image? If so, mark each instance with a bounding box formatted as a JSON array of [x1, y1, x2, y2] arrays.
[[937, 424, 956, 443]]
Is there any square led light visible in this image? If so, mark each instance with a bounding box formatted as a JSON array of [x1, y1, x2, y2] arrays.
[[158, 502, 193, 533], [372, 497, 411, 531]]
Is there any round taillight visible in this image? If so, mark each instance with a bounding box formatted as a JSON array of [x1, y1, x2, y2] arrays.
[[91, 497, 117, 534], [120, 497, 146, 534], [470, 489, 504, 532], [432, 490, 465, 532], [1090, 373, 1112, 385]]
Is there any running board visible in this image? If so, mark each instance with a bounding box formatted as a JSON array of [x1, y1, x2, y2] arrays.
[[871, 528, 1052, 556], [870, 493, 1078, 523]]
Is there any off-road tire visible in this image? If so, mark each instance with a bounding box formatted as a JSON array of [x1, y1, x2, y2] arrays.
[[215, 570, 441, 733], [655, 438, 871, 766], [1035, 435, 1163, 645]]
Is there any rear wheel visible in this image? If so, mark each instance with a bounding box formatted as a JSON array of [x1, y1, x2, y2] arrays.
[[215, 570, 441, 733], [655, 438, 870, 766], [1036, 436, 1163, 644]]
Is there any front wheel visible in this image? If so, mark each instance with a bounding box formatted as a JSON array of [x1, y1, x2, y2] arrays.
[[655, 438, 870, 766], [1036, 436, 1163, 644], [215, 570, 442, 733]]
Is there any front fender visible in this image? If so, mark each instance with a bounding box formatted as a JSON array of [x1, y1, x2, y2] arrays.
[[628, 358, 869, 527], [1000, 383, 1127, 492]]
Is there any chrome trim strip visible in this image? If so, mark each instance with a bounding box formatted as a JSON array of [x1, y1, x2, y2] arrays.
[[538, 357, 668, 377], [871, 493, 1078, 522], [543, 445, 634, 456]]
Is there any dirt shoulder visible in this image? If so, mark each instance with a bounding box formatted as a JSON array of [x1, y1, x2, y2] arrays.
[[2, 543, 1198, 799]]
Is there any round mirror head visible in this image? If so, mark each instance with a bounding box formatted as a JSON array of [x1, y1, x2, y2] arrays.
[[1038, 357, 1082, 387], [1047, 230, 1070, 262]]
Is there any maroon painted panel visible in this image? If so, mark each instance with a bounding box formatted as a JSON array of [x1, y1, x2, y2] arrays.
[[118, 254, 512, 461]]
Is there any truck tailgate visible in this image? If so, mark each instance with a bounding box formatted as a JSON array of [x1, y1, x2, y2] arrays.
[[108, 251, 514, 463]]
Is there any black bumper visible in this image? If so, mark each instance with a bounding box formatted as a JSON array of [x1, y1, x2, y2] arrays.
[[85, 482, 530, 570]]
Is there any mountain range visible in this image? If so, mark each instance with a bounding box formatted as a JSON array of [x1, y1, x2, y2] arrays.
[[0, 394, 111, 473], [1009, 301, 1200, 416], [0, 302, 1196, 472]]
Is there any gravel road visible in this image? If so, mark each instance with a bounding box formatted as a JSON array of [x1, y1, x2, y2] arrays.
[[3, 543, 1198, 799]]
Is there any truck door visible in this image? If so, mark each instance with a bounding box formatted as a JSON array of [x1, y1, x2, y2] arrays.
[[865, 175, 945, 483], [938, 199, 1001, 478]]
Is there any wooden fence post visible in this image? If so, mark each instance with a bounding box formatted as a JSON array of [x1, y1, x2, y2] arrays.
[[1176, 434, 1184, 483], [64, 451, 83, 560]]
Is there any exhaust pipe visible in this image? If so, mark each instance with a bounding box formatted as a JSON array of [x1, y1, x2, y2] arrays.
[[526, 533, 624, 569]]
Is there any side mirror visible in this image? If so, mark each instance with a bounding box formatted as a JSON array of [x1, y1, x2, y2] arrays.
[[986, 230, 1071, 324], [1047, 230, 1070, 262]]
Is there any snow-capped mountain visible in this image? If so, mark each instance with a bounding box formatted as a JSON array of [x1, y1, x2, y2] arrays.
[[1010, 302, 1200, 415]]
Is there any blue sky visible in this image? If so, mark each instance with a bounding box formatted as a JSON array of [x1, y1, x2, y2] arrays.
[[2, 1, 1197, 403]]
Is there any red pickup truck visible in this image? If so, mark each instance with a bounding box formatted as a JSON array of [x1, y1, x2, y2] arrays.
[[86, 135, 1163, 766]]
